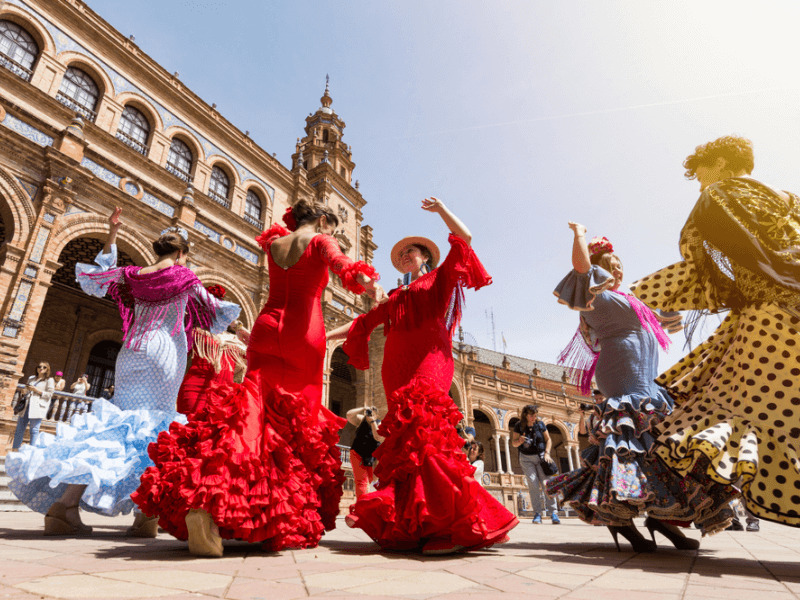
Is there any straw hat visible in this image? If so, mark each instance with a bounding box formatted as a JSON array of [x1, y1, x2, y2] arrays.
[[390, 236, 441, 273]]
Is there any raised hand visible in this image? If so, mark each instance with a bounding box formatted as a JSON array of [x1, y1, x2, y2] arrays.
[[109, 207, 122, 230], [421, 197, 445, 213], [568, 221, 587, 238]]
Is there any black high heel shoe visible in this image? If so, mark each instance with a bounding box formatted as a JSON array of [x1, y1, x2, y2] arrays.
[[607, 525, 657, 552], [644, 517, 700, 550]]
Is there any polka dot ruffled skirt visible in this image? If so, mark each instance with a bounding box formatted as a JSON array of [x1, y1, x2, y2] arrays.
[[655, 304, 800, 527]]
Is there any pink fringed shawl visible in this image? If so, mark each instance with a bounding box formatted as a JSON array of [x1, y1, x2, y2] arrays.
[[558, 290, 671, 394], [78, 265, 216, 351]]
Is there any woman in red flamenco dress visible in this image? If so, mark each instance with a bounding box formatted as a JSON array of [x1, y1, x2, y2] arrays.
[[329, 197, 518, 554], [177, 284, 250, 420], [133, 200, 380, 557]]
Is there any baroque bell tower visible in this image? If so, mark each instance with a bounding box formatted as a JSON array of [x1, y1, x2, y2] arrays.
[[290, 77, 374, 266]]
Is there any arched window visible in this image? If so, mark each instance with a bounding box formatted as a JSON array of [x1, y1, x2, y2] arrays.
[[116, 105, 150, 155], [166, 138, 192, 182], [57, 67, 99, 121], [0, 20, 39, 81], [208, 166, 230, 207], [244, 190, 263, 226]]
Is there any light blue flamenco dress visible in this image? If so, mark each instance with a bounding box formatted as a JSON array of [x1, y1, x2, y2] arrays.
[[6, 245, 240, 516], [546, 266, 735, 529]]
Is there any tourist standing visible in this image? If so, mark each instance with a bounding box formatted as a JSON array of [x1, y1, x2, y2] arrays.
[[12, 362, 54, 450], [512, 404, 560, 524]]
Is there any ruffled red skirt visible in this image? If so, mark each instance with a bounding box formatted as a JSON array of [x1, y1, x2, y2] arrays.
[[176, 356, 234, 418], [133, 370, 345, 550], [347, 377, 518, 550]]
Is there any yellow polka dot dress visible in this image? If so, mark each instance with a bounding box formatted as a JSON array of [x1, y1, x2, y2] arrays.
[[632, 178, 800, 528]]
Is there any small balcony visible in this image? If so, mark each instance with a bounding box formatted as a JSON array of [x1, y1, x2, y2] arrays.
[[55, 92, 97, 122], [0, 54, 33, 82], [115, 130, 148, 156]]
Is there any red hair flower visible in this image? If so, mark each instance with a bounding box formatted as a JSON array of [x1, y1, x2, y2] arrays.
[[281, 206, 297, 232], [205, 284, 227, 299], [588, 236, 614, 256]]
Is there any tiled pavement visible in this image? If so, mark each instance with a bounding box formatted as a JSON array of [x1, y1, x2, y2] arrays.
[[0, 513, 797, 600]]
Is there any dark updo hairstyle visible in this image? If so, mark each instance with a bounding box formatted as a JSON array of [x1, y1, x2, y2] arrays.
[[292, 198, 340, 229], [152, 231, 191, 258], [683, 135, 754, 180]]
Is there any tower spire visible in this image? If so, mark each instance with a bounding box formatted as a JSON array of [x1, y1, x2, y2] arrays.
[[321, 74, 332, 109]]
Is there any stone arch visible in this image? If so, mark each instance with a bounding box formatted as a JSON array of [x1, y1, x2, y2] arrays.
[[547, 419, 570, 441], [192, 267, 257, 328], [116, 92, 163, 132], [329, 345, 358, 420], [56, 51, 114, 99], [48, 214, 155, 266], [164, 126, 204, 163], [546, 421, 569, 475], [207, 155, 241, 188], [472, 405, 500, 430], [73, 328, 123, 388], [0, 165, 35, 247], [472, 407, 498, 473], [0, 5, 57, 56], [449, 379, 466, 413]]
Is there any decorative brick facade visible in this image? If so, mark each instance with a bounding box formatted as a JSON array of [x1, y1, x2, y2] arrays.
[[0, 0, 375, 451]]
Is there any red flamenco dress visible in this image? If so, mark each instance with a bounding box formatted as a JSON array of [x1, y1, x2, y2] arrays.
[[176, 327, 247, 419], [343, 234, 519, 551], [133, 224, 377, 550]]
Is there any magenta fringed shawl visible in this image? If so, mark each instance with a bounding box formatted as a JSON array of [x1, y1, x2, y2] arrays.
[[558, 290, 670, 394], [78, 264, 216, 350]]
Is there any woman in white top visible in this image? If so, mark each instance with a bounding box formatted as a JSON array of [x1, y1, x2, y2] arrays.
[[70, 375, 89, 395], [468, 441, 486, 487], [13, 362, 55, 450]]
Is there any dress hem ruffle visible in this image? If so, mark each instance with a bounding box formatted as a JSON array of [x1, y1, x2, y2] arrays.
[[133, 372, 345, 549], [347, 377, 518, 551]]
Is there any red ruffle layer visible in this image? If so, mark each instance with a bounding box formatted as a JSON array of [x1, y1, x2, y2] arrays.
[[133, 371, 345, 550], [337, 261, 378, 295], [347, 377, 518, 550]]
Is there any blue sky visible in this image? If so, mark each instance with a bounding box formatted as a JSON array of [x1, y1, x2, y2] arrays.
[[88, 0, 800, 370]]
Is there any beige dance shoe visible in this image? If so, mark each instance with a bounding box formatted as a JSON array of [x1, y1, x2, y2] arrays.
[[126, 512, 160, 538], [44, 502, 93, 536], [185, 509, 223, 558]]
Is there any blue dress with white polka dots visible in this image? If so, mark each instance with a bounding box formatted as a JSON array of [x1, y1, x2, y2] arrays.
[[6, 246, 240, 516]]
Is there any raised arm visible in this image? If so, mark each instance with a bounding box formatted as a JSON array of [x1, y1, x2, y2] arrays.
[[422, 197, 471, 244], [346, 406, 367, 426], [569, 222, 591, 274]]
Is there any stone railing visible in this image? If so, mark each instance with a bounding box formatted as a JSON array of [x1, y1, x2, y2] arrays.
[[10, 384, 95, 423]]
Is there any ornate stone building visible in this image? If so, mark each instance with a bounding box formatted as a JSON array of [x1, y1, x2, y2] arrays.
[[0, 0, 376, 449], [0, 0, 590, 518]]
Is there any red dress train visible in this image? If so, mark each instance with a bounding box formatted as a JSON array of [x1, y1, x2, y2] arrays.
[[343, 234, 518, 551], [133, 225, 377, 550]]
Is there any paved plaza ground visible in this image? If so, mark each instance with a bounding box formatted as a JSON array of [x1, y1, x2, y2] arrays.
[[0, 513, 798, 600]]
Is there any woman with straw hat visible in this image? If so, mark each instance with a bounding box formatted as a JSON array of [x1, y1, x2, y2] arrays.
[[329, 197, 517, 554]]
